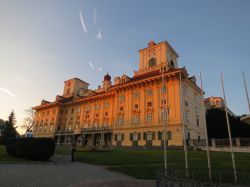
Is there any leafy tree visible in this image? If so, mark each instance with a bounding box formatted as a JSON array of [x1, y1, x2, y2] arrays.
[[3, 110, 18, 139], [206, 108, 250, 139]]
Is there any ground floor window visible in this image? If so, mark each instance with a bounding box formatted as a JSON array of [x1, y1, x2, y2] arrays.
[[117, 133, 122, 141], [147, 132, 152, 140], [133, 132, 138, 141]]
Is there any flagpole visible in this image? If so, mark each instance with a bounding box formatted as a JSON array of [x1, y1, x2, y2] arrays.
[[162, 67, 167, 172], [200, 72, 212, 180], [242, 71, 250, 114], [179, 72, 189, 178], [220, 73, 237, 182]]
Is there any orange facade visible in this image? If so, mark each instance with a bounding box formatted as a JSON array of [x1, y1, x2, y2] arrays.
[[33, 40, 205, 147]]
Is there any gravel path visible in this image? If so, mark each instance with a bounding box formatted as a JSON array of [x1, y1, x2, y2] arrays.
[[0, 156, 155, 187]]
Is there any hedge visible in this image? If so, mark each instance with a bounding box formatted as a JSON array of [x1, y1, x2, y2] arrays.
[[5, 137, 55, 161]]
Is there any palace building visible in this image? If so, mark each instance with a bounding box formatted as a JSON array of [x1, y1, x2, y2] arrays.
[[32, 40, 206, 147]]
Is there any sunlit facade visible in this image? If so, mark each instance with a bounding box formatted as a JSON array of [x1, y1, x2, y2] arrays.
[[33, 40, 206, 147]]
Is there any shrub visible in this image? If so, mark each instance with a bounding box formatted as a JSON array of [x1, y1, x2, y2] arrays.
[[5, 137, 55, 161]]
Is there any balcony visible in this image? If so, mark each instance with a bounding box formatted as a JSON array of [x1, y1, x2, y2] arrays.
[[81, 126, 112, 133]]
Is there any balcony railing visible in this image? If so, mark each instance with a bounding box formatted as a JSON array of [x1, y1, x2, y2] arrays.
[[81, 126, 112, 133]]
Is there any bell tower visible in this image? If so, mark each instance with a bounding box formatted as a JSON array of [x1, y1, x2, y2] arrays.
[[137, 40, 179, 74]]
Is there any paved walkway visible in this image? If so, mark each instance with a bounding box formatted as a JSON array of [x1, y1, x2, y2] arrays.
[[0, 155, 155, 187]]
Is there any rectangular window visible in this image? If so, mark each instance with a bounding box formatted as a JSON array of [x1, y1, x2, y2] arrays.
[[134, 104, 139, 109], [185, 112, 190, 124], [95, 104, 100, 110], [167, 131, 172, 140], [71, 108, 74, 114], [147, 102, 152, 107], [161, 99, 166, 105], [133, 115, 139, 124], [146, 113, 152, 122], [104, 101, 109, 108], [119, 95, 125, 102], [94, 122, 98, 128], [161, 110, 167, 121], [162, 85, 167, 93], [117, 133, 122, 141], [147, 132, 152, 140], [118, 117, 124, 125], [196, 118, 199, 127], [86, 105, 91, 112], [146, 89, 153, 96], [133, 132, 138, 141], [133, 92, 139, 99], [119, 106, 124, 111]]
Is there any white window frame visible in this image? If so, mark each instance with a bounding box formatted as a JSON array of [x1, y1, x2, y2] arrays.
[[146, 89, 153, 96], [117, 133, 122, 141], [146, 113, 152, 122], [133, 115, 139, 124], [118, 117, 124, 125], [133, 132, 138, 141], [147, 132, 152, 140]]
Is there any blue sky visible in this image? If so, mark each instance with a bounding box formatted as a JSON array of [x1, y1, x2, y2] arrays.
[[0, 0, 250, 133]]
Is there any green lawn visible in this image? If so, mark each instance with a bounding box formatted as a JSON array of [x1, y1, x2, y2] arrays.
[[75, 148, 250, 182], [0, 145, 32, 163]]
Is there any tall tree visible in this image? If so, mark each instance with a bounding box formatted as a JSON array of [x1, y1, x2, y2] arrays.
[[21, 107, 35, 132], [4, 110, 18, 138]]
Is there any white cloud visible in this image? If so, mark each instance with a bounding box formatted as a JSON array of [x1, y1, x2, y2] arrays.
[[97, 67, 103, 72], [79, 10, 87, 33], [0, 88, 15, 96]]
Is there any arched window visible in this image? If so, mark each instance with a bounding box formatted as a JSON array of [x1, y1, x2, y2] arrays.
[[148, 58, 156, 67]]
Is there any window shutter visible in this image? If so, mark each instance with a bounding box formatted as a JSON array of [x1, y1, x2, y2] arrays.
[[158, 131, 162, 140], [122, 133, 124, 141], [168, 131, 172, 140], [143, 132, 146, 140], [114, 134, 117, 141], [130, 133, 133, 141], [152, 132, 155, 140], [138, 132, 141, 140]]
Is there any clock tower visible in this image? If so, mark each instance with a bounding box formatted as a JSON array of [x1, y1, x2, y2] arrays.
[[137, 40, 179, 74]]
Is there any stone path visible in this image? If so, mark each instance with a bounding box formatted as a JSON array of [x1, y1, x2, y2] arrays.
[[0, 155, 155, 187]]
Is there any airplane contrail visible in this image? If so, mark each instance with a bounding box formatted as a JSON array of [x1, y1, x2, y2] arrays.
[[79, 10, 87, 33], [0, 88, 15, 96], [94, 8, 97, 25], [89, 61, 94, 69], [96, 29, 102, 40]]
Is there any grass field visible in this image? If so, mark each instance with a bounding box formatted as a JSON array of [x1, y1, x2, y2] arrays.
[[74, 148, 250, 180], [0, 145, 32, 163]]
